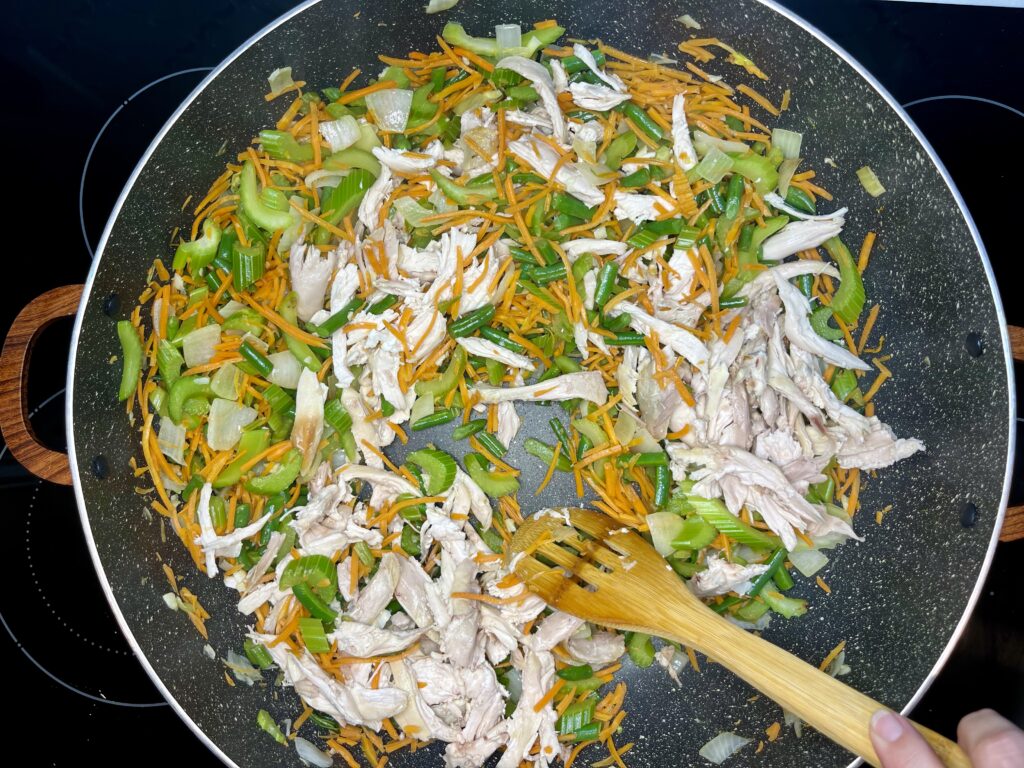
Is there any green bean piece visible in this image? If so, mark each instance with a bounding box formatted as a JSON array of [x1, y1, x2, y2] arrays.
[[653, 465, 671, 508], [523, 438, 573, 472], [452, 419, 487, 440], [617, 102, 663, 141], [476, 432, 507, 458], [448, 304, 496, 338], [239, 341, 274, 377], [411, 408, 458, 431], [608, 332, 645, 346], [479, 327, 527, 354], [593, 263, 619, 308]]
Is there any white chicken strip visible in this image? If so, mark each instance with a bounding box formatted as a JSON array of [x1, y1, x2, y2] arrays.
[[336, 463, 419, 508], [617, 346, 642, 408], [396, 556, 449, 628], [357, 163, 394, 230], [834, 417, 925, 470], [288, 242, 338, 322], [371, 144, 441, 174], [690, 554, 769, 597], [774, 274, 871, 371], [347, 553, 400, 625], [195, 482, 272, 577], [258, 639, 407, 730], [568, 82, 631, 111], [609, 301, 709, 370], [456, 337, 535, 370], [560, 238, 628, 262], [330, 621, 428, 658], [494, 56, 565, 144], [613, 191, 670, 224], [572, 44, 626, 91], [668, 444, 859, 550], [494, 400, 520, 450], [341, 387, 382, 467], [444, 468, 494, 529], [327, 261, 359, 388], [671, 93, 698, 171], [507, 136, 604, 207], [497, 650, 560, 768], [397, 239, 443, 280], [566, 631, 625, 666], [478, 604, 522, 664], [390, 658, 461, 741], [504, 108, 552, 131], [528, 611, 584, 652], [764, 192, 849, 222], [761, 219, 846, 262], [444, 558, 481, 668], [473, 371, 608, 405], [292, 367, 327, 475], [366, 332, 415, 419], [741, 259, 840, 299]]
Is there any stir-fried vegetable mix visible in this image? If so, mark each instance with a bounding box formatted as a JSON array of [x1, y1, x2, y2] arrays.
[[119, 18, 921, 766]]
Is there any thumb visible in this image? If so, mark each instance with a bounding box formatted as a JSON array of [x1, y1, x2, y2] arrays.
[[870, 710, 944, 768]]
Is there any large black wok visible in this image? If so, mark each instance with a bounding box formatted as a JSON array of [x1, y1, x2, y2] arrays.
[[0, 0, 1018, 765]]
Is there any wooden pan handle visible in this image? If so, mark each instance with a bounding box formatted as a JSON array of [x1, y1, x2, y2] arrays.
[[1003, 325, 1024, 542], [0, 285, 84, 485], [686, 614, 970, 767]]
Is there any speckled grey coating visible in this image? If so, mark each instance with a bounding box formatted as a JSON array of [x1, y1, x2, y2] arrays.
[[66, 1, 1012, 767]]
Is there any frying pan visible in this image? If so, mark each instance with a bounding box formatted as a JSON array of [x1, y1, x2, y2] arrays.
[[1, 0, 1022, 765]]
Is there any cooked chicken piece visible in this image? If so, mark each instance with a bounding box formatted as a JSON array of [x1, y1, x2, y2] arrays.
[[566, 631, 625, 666], [258, 638, 408, 729], [396, 555, 450, 629], [528, 611, 584, 652], [330, 621, 428, 658], [549, 58, 569, 92], [613, 191, 669, 224], [690, 553, 769, 597], [289, 242, 338, 322], [372, 144, 442, 174], [357, 164, 395, 230], [503, 108, 552, 131], [347, 553, 400, 625], [668, 444, 858, 550], [340, 387, 383, 467], [494, 400, 521, 450], [764, 192, 849, 222], [609, 300, 709, 370], [671, 93, 698, 171], [774, 274, 871, 371], [336, 463, 419, 507], [762, 219, 846, 262], [507, 136, 603, 207], [457, 337, 535, 370], [572, 44, 626, 91], [569, 82, 631, 111], [389, 658, 454, 740], [291, 367, 328, 475], [561, 238, 629, 262], [835, 416, 925, 470], [498, 650, 560, 768], [478, 604, 523, 665], [397, 239, 443, 280], [494, 56, 565, 143], [195, 482, 273, 577], [473, 371, 608, 405], [444, 558, 482, 668], [444, 468, 494, 529]]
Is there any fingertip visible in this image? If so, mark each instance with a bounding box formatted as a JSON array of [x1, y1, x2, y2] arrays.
[[869, 711, 945, 768]]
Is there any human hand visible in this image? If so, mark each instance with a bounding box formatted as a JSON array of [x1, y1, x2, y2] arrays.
[[870, 708, 1024, 767]]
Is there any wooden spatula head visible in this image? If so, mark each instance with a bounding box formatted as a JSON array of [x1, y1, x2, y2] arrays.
[[509, 507, 702, 637]]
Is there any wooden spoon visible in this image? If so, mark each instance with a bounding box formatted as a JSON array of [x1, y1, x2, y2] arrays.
[[509, 507, 969, 768]]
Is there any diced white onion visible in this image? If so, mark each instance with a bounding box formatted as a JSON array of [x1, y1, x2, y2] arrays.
[[210, 362, 242, 400], [694, 146, 734, 184], [157, 418, 187, 465], [393, 196, 434, 228], [181, 324, 221, 368], [857, 165, 886, 197], [295, 737, 334, 768], [676, 14, 701, 29], [410, 392, 435, 425], [424, 0, 458, 12], [366, 89, 413, 133], [613, 411, 637, 445], [784, 709, 804, 738], [649, 53, 678, 65], [788, 548, 829, 578], [206, 398, 257, 451], [218, 300, 246, 318], [495, 24, 523, 56], [266, 351, 303, 388], [693, 130, 749, 157], [319, 115, 361, 153], [267, 67, 295, 96], [771, 128, 803, 160], [162, 592, 180, 611], [698, 732, 752, 764], [777, 156, 801, 198], [224, 650, 263, 685], [304, 169, 348, 189], [429, 185, 456, 215]]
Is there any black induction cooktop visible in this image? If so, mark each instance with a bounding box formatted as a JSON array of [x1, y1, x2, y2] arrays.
[[1, 1, 1021, 765]]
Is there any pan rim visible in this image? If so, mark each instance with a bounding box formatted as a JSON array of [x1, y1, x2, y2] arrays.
[[64, 1, 1016, 766]]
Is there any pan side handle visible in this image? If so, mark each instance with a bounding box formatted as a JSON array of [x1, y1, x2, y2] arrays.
[[0, 285, 84, 485], [1003, 325, 1024, 542]]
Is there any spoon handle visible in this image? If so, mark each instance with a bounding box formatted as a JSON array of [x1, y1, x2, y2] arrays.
[[665, 612, 969, 767]]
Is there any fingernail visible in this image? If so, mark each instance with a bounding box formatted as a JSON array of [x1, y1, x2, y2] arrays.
[[871, 710, 905, 743]]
